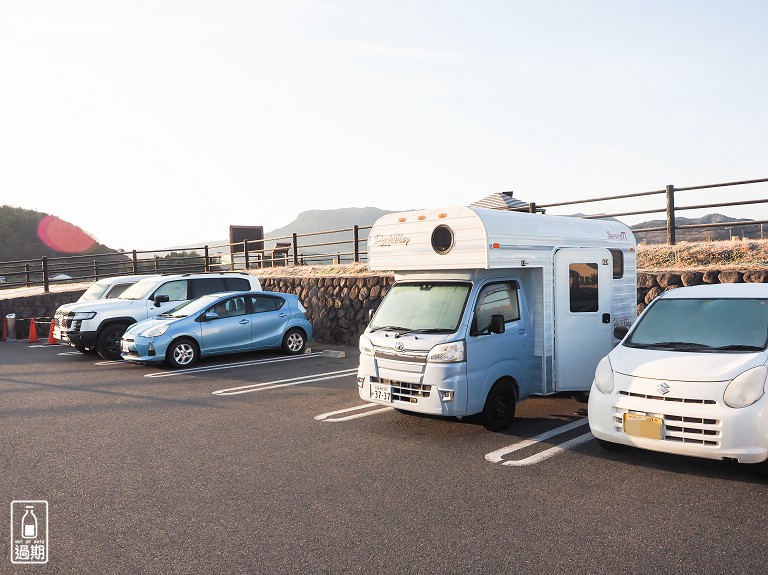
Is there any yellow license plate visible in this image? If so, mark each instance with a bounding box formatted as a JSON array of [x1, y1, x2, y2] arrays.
[[623, 413, 663, 440]]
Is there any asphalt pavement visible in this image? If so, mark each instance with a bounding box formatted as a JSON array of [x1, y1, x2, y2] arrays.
[[1, 340, 766, 574]]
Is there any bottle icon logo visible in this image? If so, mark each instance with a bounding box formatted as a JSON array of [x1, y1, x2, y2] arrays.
[[21, 506, 38, 539], [10, 500, 49, 564]]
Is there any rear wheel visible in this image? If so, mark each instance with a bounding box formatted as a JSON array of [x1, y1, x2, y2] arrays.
[[166, 338, 199, 368], [481, 381, 517, 432], [96, 324, 129, 360], [281, 328, 306, 355]]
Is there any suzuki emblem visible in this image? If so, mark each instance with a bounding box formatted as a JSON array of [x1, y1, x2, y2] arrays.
[[657, 382, 671, 395]]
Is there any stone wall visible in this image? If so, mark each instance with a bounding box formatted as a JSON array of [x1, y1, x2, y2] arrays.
[[637, 269, 768, 313], [2, 269, 767, 343]]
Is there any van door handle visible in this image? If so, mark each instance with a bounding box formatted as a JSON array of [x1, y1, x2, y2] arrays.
[[602, 313, 611, 324], [239, 319, 250, 325], [518, 329, 526, 335]]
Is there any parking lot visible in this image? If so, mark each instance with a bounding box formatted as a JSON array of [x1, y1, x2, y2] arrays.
[[2, 340, 767, 574]]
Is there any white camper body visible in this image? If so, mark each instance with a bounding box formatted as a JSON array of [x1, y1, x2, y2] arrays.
[[357, 206, 637, 430]]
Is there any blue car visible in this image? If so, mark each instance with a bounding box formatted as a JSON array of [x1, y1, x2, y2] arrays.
[[120, 291, 313, 368]]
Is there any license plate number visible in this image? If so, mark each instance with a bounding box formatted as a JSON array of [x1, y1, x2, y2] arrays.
[[623, 413, 663, 440], [370, 383, 391, 402]]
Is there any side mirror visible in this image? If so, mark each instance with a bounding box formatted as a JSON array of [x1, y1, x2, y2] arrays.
[[154, 294, 170, 307], [489, 314, 505, 334], [368, 309, 374, 321], [614, 325, 629, 340], [204, 311, 219, 321]]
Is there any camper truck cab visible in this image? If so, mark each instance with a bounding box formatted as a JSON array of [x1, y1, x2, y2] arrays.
[[357, 206, 637, 431]]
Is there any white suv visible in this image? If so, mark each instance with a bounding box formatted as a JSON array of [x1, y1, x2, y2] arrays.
[[77, 274, 160, 302], [54, 272, 262, 360]]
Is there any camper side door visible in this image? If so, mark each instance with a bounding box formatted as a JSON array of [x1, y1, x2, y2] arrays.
[[553, 248, 613, 391]]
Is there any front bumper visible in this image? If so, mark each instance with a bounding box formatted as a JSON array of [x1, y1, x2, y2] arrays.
[[357, 353, 467, 416], [54, 329, 97, 348], [120, 335, 169, 364], [588, 378, 768, 464]]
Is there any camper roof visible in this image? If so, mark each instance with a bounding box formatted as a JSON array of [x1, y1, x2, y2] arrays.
[[367, 206, 635, 271]]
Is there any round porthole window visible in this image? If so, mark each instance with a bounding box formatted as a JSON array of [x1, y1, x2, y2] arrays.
[[431, 225, 454, 255]]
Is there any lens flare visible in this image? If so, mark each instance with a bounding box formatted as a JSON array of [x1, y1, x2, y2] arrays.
[[37, 216, 97, 254]]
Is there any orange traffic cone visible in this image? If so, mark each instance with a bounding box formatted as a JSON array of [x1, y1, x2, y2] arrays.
[[1, 316, 6, 341], [45, 319, 57, 345], [27, 318, 39, 343]]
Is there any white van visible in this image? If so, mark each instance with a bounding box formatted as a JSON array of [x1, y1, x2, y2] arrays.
[[357, 206, 637, 431], [588, 283, 768, 467]]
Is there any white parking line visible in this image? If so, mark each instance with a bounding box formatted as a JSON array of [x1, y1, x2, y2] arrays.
[[144, 352, 324, 378], [212, 368, 358, 395], [485, 418, 592, 467], [315, 403, 394, 422]]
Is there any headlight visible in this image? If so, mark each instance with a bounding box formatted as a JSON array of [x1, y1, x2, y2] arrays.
[[70, 311, 96, 320], [427, 341, 465, 363], [724, 365, 768, 409], [359, 335, 374, 356], [139, 324, 169, 338], [593, 356, 614, 394]]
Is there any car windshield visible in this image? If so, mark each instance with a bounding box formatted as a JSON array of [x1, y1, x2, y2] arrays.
[[119, 279, 162, 300], [626, 297, 768, 352], [370, 282, 470, 334], [158, 295, 221, 318], [80, 282, 110, 301]]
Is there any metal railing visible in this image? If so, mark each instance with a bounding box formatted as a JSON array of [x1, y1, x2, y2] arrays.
[[1, 178, 765, 292]]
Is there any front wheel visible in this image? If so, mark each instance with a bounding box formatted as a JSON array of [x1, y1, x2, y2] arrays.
[[165, 338, 199, 368], [281, 328, 307, 355], [96, 324, 129, 360], [481, 382, 517, 432]]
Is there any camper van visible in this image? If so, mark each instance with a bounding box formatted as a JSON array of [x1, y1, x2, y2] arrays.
[[357, 206, 637, 431]]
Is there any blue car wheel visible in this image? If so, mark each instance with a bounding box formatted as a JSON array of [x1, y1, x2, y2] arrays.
[[166, 338, 199, 368], [281, 328, 306, 355]]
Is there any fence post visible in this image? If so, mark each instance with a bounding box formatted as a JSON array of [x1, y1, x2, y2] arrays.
[[42, 256, 50, 292], [132, 250, 138, 275], [204, 246, 210, 272], [666, 184, 676, 245], [292, 233, 298, 266], [24, 263, 31, 287], [93, 260, 99, 280], [528, 202, 537, 213], [243, 241, 250, 270], [353, 225, 360, 263], [154, 256, 160, 274]]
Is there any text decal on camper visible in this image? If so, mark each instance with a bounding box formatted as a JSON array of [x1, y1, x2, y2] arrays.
[[371, 234, 411, 247], [607, 231, 628, 241]]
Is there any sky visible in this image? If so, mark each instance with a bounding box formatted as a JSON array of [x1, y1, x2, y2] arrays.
[[1, 0, 767, 251]]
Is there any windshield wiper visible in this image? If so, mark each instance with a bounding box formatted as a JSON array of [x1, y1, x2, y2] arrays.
[[711, 344, 765, 352], [628, 341, 712, 351], [370, 325, 409, 333], [393, 328, 454, 337]]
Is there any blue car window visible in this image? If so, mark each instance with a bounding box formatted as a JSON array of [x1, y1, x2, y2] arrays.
[[251, 296, 283, 313]]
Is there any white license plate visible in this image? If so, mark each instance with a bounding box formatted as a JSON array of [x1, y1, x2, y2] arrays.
[[370, 383, 392, 402]]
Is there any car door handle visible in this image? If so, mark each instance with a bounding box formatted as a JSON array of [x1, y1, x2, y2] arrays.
[[239, 319, 250, 325], [278, 313, 288, 317]]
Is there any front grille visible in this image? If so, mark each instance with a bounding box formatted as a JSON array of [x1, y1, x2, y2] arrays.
[[619, 390, 716, 405], [373, 378, 431, 403], [612, 407, 721, 446], [374, 350, 427, 364]]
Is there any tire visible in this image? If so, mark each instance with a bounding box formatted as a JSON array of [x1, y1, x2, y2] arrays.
[[595, 438, 629, 452], [481, 381, 517, 432], [165, 338, 199, 369], [281, 328, 307, 355], [74, 344, 97, 355], [96, 323, 129, 360]]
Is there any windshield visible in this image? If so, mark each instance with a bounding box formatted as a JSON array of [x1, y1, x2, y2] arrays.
[[79, 282, 110, 301], [626, 298, 768, 352], [119, 279, 161, 300], [370, 282, 470, 333], [158, 294, 221, 318]]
